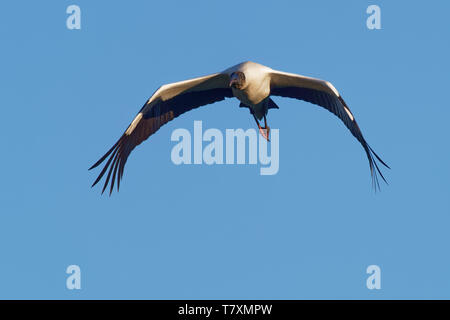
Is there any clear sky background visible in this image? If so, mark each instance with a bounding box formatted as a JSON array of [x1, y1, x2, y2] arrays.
[[0, 0, 449, 299]]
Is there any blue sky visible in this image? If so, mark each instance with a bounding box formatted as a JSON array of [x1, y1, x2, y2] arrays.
[[0, 0, 449, 299]]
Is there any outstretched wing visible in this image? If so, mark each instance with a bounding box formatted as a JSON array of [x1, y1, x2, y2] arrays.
[[269, 69, 389, 189], [90, 72, 233, 194]]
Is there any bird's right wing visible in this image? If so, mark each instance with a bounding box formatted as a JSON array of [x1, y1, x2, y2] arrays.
[[89, 72, 233, 194], [269, 69, 389, 190]]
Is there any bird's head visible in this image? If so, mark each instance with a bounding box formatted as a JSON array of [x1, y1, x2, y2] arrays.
[[229, 71, 246, 90]]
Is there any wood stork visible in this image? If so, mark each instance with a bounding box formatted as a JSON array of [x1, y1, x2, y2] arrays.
[[90, 61, 389, 194]]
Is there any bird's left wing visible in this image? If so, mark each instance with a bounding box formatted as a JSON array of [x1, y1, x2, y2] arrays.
[[269, 69, 389, 189], [90, 72, 232, 194]]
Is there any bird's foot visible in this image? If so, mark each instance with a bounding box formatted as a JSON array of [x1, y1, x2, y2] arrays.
[[259, 126, 270, 142], [253, 114, 270, 141]]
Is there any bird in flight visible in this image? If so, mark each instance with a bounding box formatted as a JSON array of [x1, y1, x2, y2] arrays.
[[90, 61, 389, 194]]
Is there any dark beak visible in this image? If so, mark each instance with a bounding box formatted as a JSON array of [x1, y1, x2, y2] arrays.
[[229, 79, 238, 87]]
